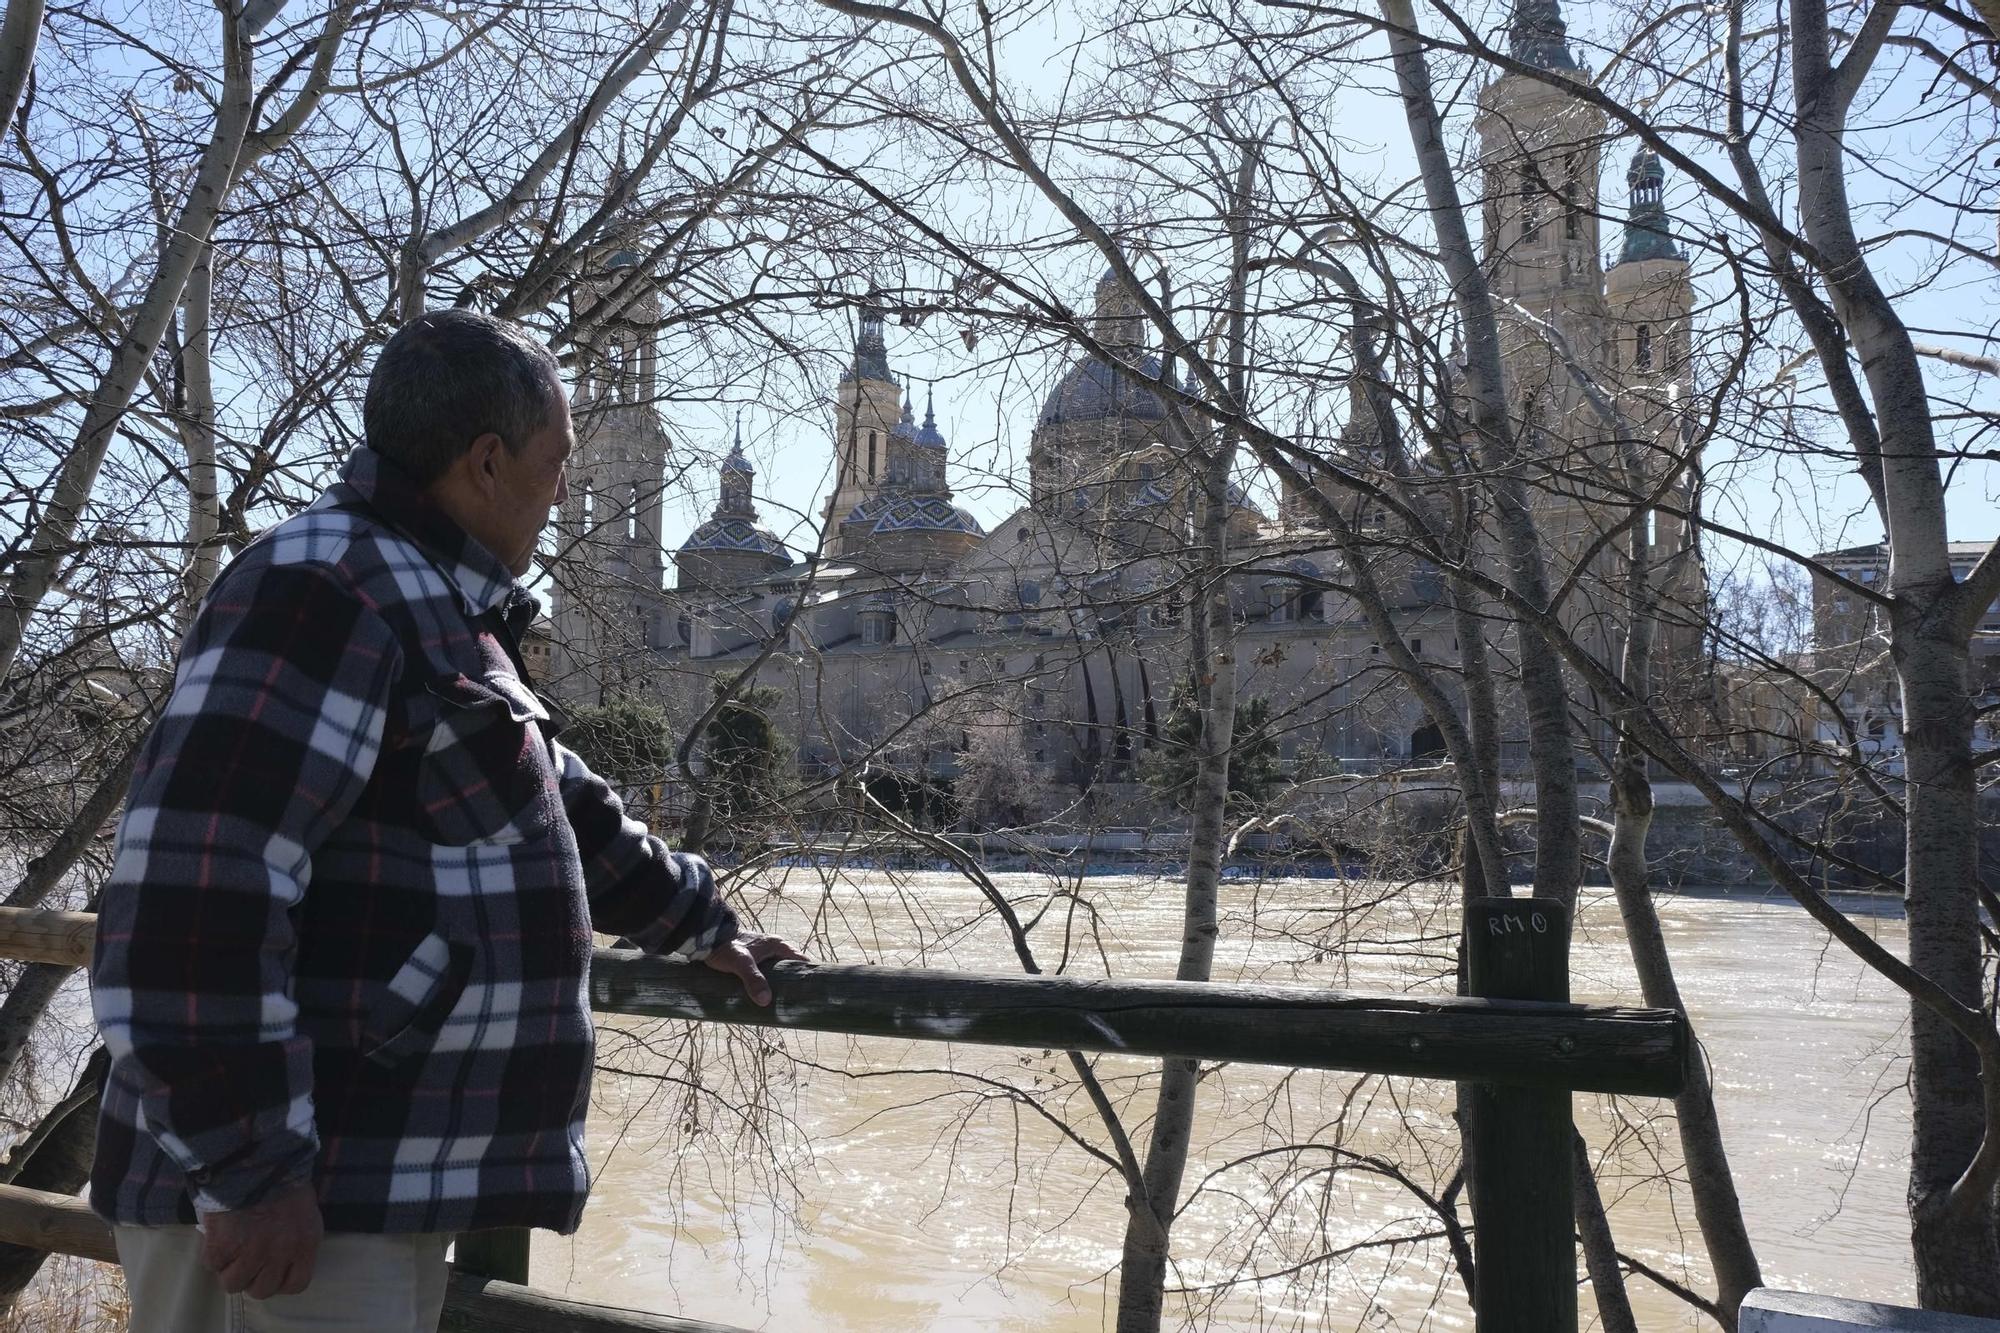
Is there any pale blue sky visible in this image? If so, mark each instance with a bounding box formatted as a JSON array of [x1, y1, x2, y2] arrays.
[[654, 0, 1997, 581]]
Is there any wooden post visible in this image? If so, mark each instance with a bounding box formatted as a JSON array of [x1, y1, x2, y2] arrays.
[[1465, 897, 1576, 1333], [455, 1227, 531, 1285]]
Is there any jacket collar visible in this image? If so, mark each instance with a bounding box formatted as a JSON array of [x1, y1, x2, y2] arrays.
[[328, 447, 534, 623]]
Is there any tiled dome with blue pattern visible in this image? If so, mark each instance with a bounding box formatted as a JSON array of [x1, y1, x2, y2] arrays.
[[1037, 353, 1170, 427], [1126, 478, 1262, 515], [678, 516, 792, 562], [842, 493, 983, 536]]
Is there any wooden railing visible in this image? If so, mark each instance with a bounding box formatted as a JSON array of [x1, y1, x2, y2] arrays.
[[0, 898, 1686, 1331]]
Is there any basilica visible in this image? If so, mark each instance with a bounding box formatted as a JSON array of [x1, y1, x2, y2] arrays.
[[544, 0, 1707, 810]]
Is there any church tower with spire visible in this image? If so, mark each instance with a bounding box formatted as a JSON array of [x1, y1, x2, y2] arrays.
[[549, 208, 674, 690], [1607, 146, 1707, 671], [819, 305, 907, 560], [1473, 0, 1623, 619], [1476, 0, 1609, 367]]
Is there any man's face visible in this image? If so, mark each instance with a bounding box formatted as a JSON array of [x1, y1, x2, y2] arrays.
[[487, 395, 574, 577]]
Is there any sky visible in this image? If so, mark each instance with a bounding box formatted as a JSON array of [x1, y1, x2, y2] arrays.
[[644, 0, 1999, 583]]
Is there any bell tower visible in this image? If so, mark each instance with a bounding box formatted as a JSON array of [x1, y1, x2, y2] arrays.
[[1475, 0, 1608, 349], [819, 304, 904, 559], [1607, 147, 1705, 673], [549, 235, 673, 692]]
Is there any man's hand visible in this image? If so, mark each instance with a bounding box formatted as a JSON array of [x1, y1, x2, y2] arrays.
[[702, 931, 807, 1006], [199, 1178, 323, 1299]]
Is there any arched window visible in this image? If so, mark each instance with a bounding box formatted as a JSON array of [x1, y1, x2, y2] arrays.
[[867, 431, 878, 481], [1519, 167, 1541, 243], [627, 481, 641, 539], [1635, 324, 1654, 372]]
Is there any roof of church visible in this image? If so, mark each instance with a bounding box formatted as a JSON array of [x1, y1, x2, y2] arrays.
[[1615, 148, 1683, 266], [842, 492, 984, 536], [678, 515, 793, 563], [1510, 0, 1579, 71], [917, 390, 947, 450], [1126, 478, 1264, 517], [1037, 353, 1171, 427], [842, 306, 895, 385]]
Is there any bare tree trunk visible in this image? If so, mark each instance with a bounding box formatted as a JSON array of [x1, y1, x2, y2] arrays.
[[1573, 1132, 1639, 1333], [0, 2, 265, 684], [1113, 134, 1256, 1333], [0, 955, 80, 1096], [1375, 0, 1580, 909], [0, 1046, 105, 1311], [177, 243, 221, 626], [1784, 0, 2000, 1309], [4, 731, 141, 909], [1606, 764, 1761, 1327], [0, 0, 42, 137]]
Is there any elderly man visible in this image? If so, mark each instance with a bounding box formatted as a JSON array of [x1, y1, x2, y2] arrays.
[[90, 309, 800, 1332]]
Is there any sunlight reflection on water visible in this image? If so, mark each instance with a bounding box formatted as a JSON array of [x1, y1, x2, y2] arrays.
[[537, 872, 1913, 1332]]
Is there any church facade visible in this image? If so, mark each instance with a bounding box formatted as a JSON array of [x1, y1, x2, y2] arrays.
[[545, 0, 1708, 814]]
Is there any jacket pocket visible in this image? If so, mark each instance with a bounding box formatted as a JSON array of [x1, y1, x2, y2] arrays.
[[415, 671, 557, 847], [361, 933, 476, 1069]]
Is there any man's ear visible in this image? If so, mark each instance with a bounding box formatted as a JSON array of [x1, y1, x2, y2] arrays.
[[461, 432, 507, 498]]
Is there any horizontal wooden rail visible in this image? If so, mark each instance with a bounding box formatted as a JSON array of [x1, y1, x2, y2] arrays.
[[0, 1183, 744, 1333], [0, 906, 95, 967], [0, 910, 1686, 1096], [593, 951, 1688, 1097]]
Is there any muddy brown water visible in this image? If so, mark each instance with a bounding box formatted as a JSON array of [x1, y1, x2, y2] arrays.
[[528, 872, 1912, 1331]]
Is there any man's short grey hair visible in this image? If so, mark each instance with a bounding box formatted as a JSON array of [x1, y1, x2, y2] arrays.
[[364, 309, 566, 484]]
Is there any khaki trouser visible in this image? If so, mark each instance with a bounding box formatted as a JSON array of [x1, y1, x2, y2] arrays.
[[113, 1225, 450, 1333]]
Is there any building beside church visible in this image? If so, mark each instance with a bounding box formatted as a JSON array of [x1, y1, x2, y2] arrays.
[[546, 0, 1711, 813]]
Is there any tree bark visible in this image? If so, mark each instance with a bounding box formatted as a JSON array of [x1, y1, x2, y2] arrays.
[[177, 243, 221, 627], [1376, 0, 1580, 909], [0, 1046, 105, 1311], [1786, 0, 2000, 1309], [0, 3, 265, 684], [0, 957, 79, 1096], [1573, 1131, 1639, 1333], [0, 0, 42, 139], [1607, 760, 1762, 1327], [1113, 133, 1255, 1333]]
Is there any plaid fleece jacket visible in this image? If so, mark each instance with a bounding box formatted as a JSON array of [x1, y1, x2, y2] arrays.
[[90, 446, 737, 1235]]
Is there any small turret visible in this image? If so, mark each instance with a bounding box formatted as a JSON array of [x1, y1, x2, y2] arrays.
[[1615, 148, 1682, 266], [917, 386, 949, 491], [844, 304, 895, 385], [676, 419, 792, 591], [1091, 265, 1145, 351], [1510, 0, 1579, 72], [718, 418, 754, 516]]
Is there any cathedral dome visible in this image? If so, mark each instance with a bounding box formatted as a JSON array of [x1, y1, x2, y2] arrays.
[[1036, 353, 1170, 427], [842, 493, 983, 536], [1124, 477, 1262, 517], [677, 516, 792, 563]]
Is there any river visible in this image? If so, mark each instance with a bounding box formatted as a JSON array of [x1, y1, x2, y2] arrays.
[[527, 871, 1914, 1331]]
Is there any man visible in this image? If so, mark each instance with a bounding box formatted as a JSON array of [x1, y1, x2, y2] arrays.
[[90, 308, 802, 1332]]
